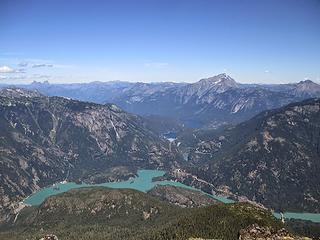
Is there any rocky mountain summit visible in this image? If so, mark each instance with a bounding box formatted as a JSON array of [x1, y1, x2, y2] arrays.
[[238, 224, 311, 240], [290, 80, 320, 98], [260, 80, 320, 98], [175, 73, 240, 100]]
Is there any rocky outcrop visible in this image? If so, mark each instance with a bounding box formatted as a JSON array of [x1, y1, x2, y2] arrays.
[[239, 224, 311, 240], [39, 234, 58, 240]]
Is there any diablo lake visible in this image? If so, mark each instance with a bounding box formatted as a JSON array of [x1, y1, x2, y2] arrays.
[[23, 169, 320, 223]]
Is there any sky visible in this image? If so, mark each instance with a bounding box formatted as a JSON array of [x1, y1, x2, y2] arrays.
[[0, 0, 319, 84]]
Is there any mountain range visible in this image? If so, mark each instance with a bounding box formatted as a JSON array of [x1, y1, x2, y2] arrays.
[[0, 76, 320, 238], [175, 98, 320, 212], [110, 74, 320, 128], [0, 88, 182, 222], [3, 73, 319, 128]]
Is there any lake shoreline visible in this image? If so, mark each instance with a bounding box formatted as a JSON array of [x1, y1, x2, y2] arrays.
[[22, 169, 320, 223]]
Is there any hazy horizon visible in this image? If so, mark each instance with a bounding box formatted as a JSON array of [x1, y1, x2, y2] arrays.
[[0, 72, 319, 85]]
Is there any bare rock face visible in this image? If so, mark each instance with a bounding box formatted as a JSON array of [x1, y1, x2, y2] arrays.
[[238, 224, 312, 240], [179, 98, 320, 212], [0, 88, 43, 98], [0, 88, 182, 223]]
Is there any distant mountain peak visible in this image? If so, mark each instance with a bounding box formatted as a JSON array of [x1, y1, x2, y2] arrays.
[[298, 79, 315, 84], [194, 73, 239, 94], [292, 79, 320, 97], [215, 72, 229, 78], [175, 74, 240, 103], [199, 73, 238, 85]]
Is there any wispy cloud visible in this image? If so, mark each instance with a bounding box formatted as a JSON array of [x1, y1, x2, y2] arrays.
[[18, 62, 29, 67], [0, 66, 15, 73], [32, 63, 54, 68], [0, 75, 27, 81], [53, 64, 76, 69], [264, 70, 270, 73], [0, 73, 52, 82], [0, 65, 25, 73], [0, 57, 77, 83]]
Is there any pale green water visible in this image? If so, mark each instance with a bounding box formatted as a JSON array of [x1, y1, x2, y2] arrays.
[[273, 212, 320, 223], [24, 170, 232, 205], [23, 169, 320, 223], [24, 170, 167, 205]]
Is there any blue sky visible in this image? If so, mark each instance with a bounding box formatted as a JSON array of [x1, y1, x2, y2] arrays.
[[0, 0, 319, 84]]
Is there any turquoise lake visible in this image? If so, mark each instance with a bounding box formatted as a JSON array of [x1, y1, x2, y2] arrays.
[[23, 169, 320, 223]]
